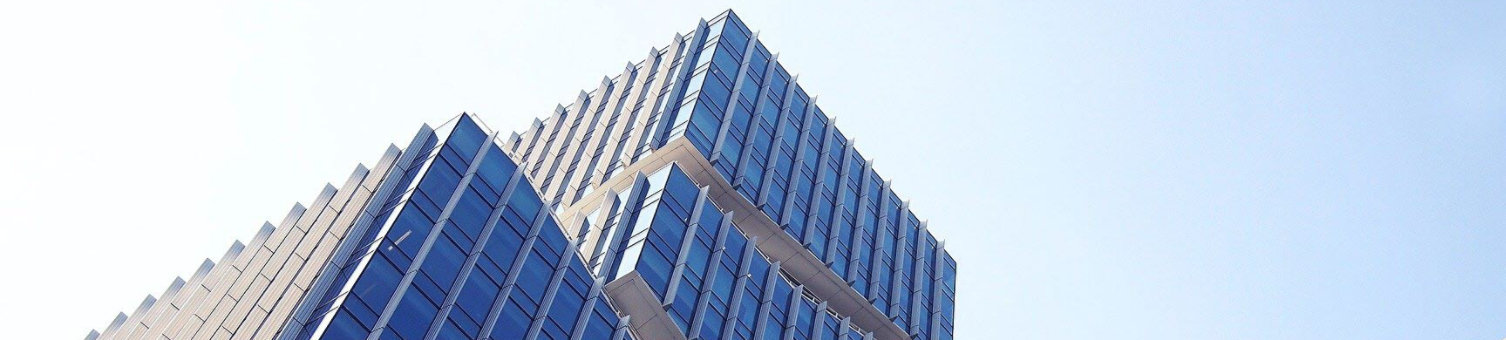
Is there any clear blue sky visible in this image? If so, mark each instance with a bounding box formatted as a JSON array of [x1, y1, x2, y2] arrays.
[[1, 1, 1502, 339]]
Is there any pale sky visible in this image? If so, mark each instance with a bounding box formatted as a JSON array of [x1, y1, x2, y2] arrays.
[[2, 1, 1503, 339]]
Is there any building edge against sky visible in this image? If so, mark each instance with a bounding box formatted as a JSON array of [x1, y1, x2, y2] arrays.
[[500, 10, 955, 339], [85, 9, 956, 340]]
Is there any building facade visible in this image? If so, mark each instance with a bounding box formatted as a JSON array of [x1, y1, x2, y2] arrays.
[[87, 10, 955, 340]]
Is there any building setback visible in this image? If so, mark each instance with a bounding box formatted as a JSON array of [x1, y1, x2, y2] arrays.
[[87, 10, 956, 340]]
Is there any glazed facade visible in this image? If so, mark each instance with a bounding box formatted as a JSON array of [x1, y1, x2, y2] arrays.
[[87, 10, 954, 340], [88, 116, 633, 340], [504, 11, 955, 340], [564, 164, 880, 340], [291, 116, 630, 340]]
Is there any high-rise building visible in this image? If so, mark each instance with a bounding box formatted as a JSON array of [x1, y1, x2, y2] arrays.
[[86, 10, 956, 340]]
